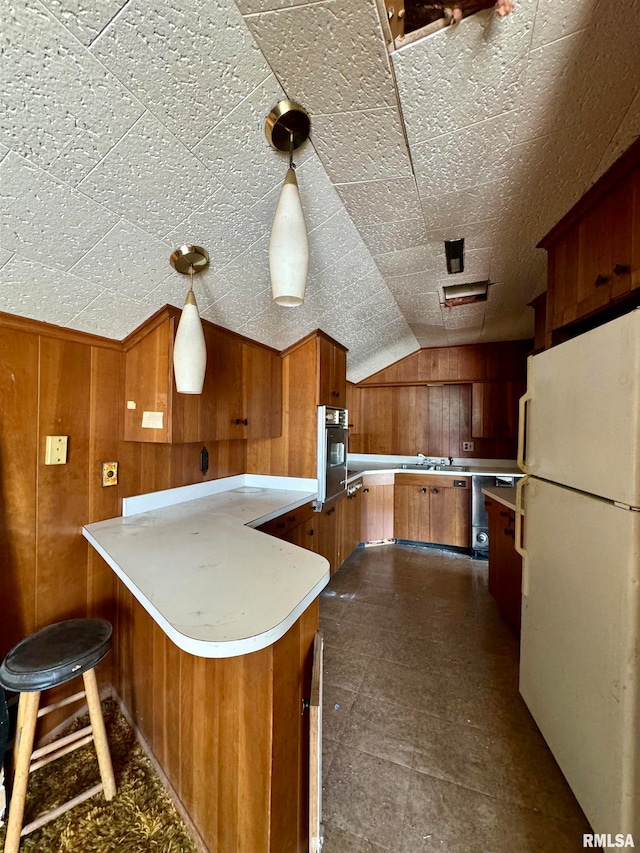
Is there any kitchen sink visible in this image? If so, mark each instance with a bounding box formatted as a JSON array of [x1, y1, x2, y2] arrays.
[[400, 463, 435, 470], [435, 465, 469, 472]]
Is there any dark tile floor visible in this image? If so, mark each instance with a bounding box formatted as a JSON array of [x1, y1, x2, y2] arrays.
[[320, 543, 591, 853]]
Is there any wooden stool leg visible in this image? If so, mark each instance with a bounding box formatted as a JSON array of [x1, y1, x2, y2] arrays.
[[4, 692, 40, 853], [82, 669, 116, 801]]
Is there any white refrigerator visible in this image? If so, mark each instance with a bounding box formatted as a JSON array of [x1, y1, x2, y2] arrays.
[[516, 308, 640, 837]]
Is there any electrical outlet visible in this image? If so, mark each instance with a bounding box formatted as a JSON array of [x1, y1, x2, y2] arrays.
[[45, 435, 68, 465], [463, 441, 474, 452], [102, 462, 118, 486]]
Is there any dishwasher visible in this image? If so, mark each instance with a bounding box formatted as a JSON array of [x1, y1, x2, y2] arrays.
[[471, 475, 519, 557]]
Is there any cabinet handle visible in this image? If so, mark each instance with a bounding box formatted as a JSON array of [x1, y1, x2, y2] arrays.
[[327, 507, 335, 515], [421, 487, 427, 494], [242, 418, 248, 425], [363, 488, 369, 493], [499, 510, 509, 517], [287, 515, 296, 522], [432, 488, 439, 494], [614, 263, 630, 276], [594, 274, 609, 287], [234, 418, 241, 425], [504, 528, 515, 538], [277, 522, 286, 529], [309, 529, 314, 536]]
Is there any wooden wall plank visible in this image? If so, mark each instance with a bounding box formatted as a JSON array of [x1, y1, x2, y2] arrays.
[[0, 328, 39, 655], [36, 338, 91, 628]]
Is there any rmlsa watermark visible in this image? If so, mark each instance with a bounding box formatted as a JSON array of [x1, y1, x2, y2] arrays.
[[583, 834, 635, 848]]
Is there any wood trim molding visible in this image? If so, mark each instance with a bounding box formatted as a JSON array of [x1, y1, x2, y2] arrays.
[[122, 305, 281, 356], [280, 328, 348, 358], [0, 310, 122, 350]]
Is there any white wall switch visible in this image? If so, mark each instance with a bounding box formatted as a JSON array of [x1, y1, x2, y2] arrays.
[[45, 435, 68, 465], [463, 441, 475, 452]]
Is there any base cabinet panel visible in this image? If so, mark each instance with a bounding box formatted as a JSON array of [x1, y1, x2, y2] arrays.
[[116, 587, 319, 853], [486, 497, 523, 631]]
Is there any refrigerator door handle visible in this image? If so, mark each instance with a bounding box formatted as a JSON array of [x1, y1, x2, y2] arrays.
[[515, 476, 529, 594], [517, 390, 533, 474]]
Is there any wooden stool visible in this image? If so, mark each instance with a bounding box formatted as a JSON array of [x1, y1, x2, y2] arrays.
[[0, 618, 116, 853]]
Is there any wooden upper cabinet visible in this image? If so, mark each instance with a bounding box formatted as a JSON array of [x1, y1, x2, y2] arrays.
[[541, 139, 640, 346], [471, 381, 523, 439], [124, 309, 282, 444], [318, 336, 347, 406], [124, 314, 178, 443], [242, 342, 282, 440], [210, 330, 282, 441]]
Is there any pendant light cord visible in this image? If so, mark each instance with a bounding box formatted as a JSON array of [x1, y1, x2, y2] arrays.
[[288, 131, 296, 171]]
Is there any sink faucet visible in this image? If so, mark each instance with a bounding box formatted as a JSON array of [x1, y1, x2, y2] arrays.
[[417, 453, 429, 465]]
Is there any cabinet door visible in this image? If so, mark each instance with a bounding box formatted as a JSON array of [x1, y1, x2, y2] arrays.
[[124, 317, 174, 443], [429, 484, 470, 547], [361, 482, 394, 541], [609, 177, 635, 300], [242, 344, 282, 439], [317, 502, 339, 574], [576, 198, 613, 316], [212, 330, 244, 440], [548, 224, 580, 329], [394, 484, 430, 542], [471, 381, 523, 439], [331, 345, 347, 405], [317, 337, 346, 407]]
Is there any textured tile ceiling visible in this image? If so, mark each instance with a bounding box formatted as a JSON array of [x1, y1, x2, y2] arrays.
[[0, 0, 638, 381]]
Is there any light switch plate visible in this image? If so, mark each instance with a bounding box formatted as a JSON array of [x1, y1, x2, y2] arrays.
[[45, 435, 68, 465], [102, 462, 118, 487]]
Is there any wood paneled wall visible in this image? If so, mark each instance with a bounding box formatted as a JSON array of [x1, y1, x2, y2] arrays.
[[0, 312, 246, 736], [349, 341, 530, 459]]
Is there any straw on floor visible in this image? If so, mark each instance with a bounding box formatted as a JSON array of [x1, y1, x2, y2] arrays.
[[0, 698, 198, 852]]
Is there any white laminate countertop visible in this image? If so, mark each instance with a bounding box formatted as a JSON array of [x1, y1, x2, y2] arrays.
[[481, 486, 519, 512], [83, 475, 329, 659], [345, 455, 523, 482]]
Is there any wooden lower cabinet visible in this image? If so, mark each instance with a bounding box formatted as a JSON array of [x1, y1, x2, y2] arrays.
[[337, 482, 362, 568], [258, 492, 362, 576], [360, 474, 394, 541], [394, 474, 470, 548], [485, 497, 523, 631], [116, 586, 318, 853]]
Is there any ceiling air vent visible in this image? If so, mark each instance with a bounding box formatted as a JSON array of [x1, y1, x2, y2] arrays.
[[443, 280, 489, 307], [444, 238, 465, 274]]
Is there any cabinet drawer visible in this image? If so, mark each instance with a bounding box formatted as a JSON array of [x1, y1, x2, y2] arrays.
[[394, 473, 470, 489], [257, 502, 315, 538]]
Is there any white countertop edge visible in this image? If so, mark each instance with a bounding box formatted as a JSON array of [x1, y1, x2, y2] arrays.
[[481, 486, 519, 512], [346, 467, 523, 482], [244, 492, 318, 528], [83, 527, 330, 658], [349, 453, 519, 469], [123, 474, 319, 517]]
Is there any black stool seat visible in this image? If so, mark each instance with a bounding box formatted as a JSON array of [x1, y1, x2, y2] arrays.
[[0, 619, 112, 693]]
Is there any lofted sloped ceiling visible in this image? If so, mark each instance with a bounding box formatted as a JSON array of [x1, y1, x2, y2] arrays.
[[0, 0, 639, 381]]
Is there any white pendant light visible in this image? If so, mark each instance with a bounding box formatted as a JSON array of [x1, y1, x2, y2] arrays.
[[269, 167, 309, 306], [169, 245, 208, 395], [265, 100, 311, 308]]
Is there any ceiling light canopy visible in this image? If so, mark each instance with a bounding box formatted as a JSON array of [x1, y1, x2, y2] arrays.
[[265, 100, 311, 308], [170, 245, 208, 395]]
